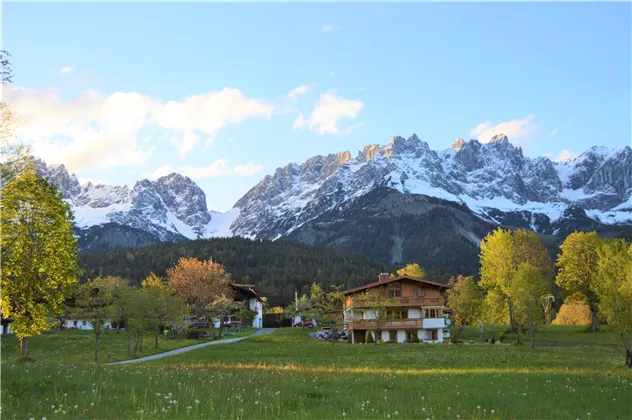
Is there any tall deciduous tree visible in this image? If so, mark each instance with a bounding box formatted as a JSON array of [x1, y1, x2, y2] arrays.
[[556, 231, 602, 332], [142, 272, 188, 348], [1, 169, 80, 357], [480, 228, 553, 331], [511, 263, 551, 348], [446, 275, 484, 340], [166, 257, 233, 318], [593, 239, 632, 368], [76, 277, 117, 361]]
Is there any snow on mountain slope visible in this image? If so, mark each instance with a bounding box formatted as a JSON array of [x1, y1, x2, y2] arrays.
[[33, 135, 631, 251], [230, 135, 631, 239]]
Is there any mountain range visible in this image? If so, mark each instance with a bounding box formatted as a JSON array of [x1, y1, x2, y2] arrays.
[[33, 135, 631, 275]]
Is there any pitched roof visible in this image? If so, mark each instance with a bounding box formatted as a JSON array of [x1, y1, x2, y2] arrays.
[[342, 275, 450, 295], [231, 283, 264, 302]]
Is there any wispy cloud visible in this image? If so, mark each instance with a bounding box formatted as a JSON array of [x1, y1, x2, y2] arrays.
[[550, 128, 558, 137], [59, 66, 75, 74], [321, 24, 340, 32], [352, 87, 368, 92], [147, 165, 175, 179], [293, 93, 364, 135], [468, 114, 538, 144], [554, 149, 579, 162], [181, 160, 264, 179], [287, 85, 310, 99]]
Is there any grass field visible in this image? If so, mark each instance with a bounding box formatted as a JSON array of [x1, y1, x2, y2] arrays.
[[2, 326, 632, 419], [0, 328, 256, 364]]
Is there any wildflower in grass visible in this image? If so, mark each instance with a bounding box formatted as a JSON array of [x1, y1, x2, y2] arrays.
[[54, 411, 59, 414], [156, 393, 161, 396], [491, 410, 495, 414], [194, 399, 200, 404], [73, 405, 78, 409], [139, 410, 144, 414], [90, 403, 94, 407], [42, 418, 47, 420], [342, 412, 346, 417]]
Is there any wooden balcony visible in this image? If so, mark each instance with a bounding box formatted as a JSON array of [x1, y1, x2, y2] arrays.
[[347, 296, 444, 309], [346, 319, 424, 330]]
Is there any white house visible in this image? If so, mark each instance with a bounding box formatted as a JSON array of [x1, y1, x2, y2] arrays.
[[64, 319, 113, 330], [212, 283, 264, 329]]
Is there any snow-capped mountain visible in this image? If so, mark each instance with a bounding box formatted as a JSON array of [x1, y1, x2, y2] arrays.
[[231, 135, 631, 239], [32, 135, 631, 253], [34, 158, 236, 249]]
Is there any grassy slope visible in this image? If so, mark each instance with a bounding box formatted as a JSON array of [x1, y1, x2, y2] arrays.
[[0, 328, 256, 364], [2, 327, 632, 419]]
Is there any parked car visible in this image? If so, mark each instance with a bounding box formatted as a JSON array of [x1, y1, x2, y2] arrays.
[[292, 320, 315, 328]]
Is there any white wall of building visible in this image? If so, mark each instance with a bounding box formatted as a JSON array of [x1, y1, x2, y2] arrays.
[[397, 330, 407, 343], [423, 318, 446, 329], [65, 320, 112, 330], [249, 298, 263, 328], [408, 308, 422, 319]]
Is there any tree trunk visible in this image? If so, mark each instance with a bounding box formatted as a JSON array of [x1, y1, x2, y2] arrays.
[[508, 298, 517, 332], [454, 325, 464, 340], [154, 327, 159, 349], [127, 332, 131, 355], [94, 333, 100, 362], [20, 337, 29, 357], [116, 323, 121, 334], [139, 334, 143, 352], [133, 333, 140, 354], [528, 308, 535, 349], [622, 334, 632, 368], [590, 308, 598, 332]]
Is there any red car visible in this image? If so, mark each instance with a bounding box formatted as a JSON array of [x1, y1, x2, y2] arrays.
[[292, 320, 315, 328]]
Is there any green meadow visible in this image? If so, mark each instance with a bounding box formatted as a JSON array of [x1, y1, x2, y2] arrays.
[[2, 327, 631, 419]]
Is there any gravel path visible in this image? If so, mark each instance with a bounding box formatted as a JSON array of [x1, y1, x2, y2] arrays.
[[108, 328, 276, 365]]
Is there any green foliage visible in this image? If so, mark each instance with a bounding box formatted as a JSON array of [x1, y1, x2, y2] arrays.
[[75, 277, 117, 361], [395, 263, 425, 279], [236, 309, 256, 330], [184, 328, 205, 340], [1, 168, 80, 355], [556, 231, 602, 330], [410, 331, 420, 343], [592, 239, 632, 366], [511, 263, 552, 347], [206, 295, 245, 337], [366, 330, 375, 344], [285, 294, 316, 326], [446, 275, 484, 328], [78, 237, 393, 306], [494, 331, 506, 343]]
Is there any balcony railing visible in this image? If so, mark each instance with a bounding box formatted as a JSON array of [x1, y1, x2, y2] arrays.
[[346, 296, 444, 309], [346, 319, 424, 330]]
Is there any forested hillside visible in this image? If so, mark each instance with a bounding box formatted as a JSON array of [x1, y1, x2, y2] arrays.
[[78, 237, 403, 305]]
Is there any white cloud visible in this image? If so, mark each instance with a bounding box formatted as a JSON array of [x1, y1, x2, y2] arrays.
[[152, 88, 274, 155], [294, 93, 364, 135], [550, 128, 558, 137], [321, 25, 339, 32], [468, 114, 538, 144], [288, 85, 309, 99], [60, 66, 75, 74], [5, 85, 276, 169], [148, 165, 175, 179], [4, 85, 155, 173], [181, 159, 264, 179], [555, 149, 579, 162]]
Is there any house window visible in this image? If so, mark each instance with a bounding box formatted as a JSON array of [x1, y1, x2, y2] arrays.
[[388, 289, 401, 298], [82, 320, 86, 326], [73, 321, 78, 327], [388, 330, 397, 342], [387, 310, 408, 319], [423, 309, 442, 318], [421, 288, 426, 297]]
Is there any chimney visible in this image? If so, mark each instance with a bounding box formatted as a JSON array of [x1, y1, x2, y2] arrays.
[[379, 273, 390, 283]]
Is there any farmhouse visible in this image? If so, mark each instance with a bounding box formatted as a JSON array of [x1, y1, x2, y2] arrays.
[[343, 273, 451, 344]]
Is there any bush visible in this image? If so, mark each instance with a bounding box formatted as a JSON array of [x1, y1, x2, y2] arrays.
[[236, 309, 256, 330], [184, 328, 204, 339], [552, 302, 592, 326], [410, 332, 420, 343], [316, 317, 335, 327], [494, 331, 505, 343], [366, 331, 375, 344]]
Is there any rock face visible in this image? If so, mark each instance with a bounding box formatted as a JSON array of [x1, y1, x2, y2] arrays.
[[231, 136, 631, 240], [29, 135, 631, 259], [315, 328, 349, 343], [32, 159, 228, 251]]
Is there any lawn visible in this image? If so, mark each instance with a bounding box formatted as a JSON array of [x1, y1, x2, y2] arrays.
[[2, 326, 632, 419], [0, 327, 257, 364]]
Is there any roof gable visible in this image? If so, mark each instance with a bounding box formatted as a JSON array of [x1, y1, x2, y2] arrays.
[[343, 275, 450, 295]]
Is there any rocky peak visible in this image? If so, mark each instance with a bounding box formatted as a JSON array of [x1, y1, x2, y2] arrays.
[[450, 138, 465, 151], [33, 158, 82, 200], [488, 133, 509, 144]]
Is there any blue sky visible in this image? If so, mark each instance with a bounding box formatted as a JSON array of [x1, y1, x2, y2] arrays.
[[3, 2, 631, 211]]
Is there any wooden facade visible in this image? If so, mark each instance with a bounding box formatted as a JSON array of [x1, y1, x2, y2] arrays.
[[342, 274, 451, 344]]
